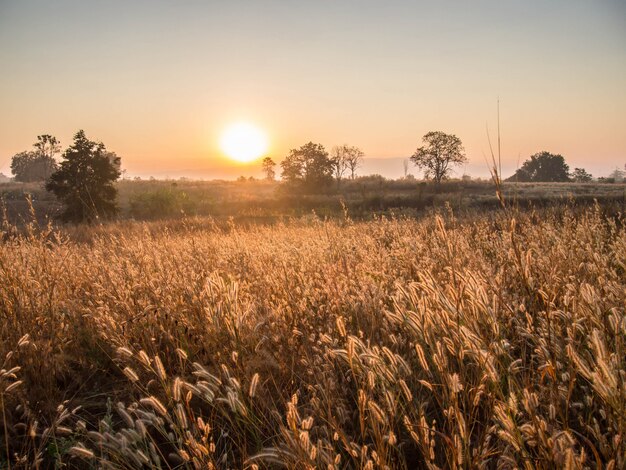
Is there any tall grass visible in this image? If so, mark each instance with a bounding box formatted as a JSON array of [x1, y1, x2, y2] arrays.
[[1, 203, 625, 468]]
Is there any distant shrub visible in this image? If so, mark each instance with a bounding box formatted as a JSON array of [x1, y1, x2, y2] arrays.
[[129, 188, 196, 219]]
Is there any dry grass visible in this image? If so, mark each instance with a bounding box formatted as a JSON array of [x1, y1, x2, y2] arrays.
[[1, 203, 625, 468]]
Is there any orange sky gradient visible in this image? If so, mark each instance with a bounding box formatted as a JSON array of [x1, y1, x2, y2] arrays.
[[1, 1, 624, 180]]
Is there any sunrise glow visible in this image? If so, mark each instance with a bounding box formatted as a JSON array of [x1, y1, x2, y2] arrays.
[[220, 122, 268, 163]]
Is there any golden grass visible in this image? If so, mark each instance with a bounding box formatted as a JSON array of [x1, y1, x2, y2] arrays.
[[1, 204, 625, 468]]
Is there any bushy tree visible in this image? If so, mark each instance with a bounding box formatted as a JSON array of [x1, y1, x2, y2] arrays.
[[507, 151, 570, 182], [280, 142, 334, 190], [410, 131, 467, 183], [261, 157, 276, 181], [46, 130, 121, 223], [10, 135, 60, 182], [571, 168, 593, 182]]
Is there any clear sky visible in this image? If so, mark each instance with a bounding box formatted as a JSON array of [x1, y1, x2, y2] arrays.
[[1, 0, 625, 179]]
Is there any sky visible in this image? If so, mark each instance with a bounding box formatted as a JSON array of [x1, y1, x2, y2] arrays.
[[1, 0, 625, 180]]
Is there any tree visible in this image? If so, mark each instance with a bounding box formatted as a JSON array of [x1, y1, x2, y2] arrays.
[[280, 142, 334, 190], [331, 145, 363, 181], [261, 157, 276, 180], [608, 168, 624, 182], [10, 134, 60, 182], [410, 131, 467, 183], [336, 145, 364, 179], [330, 146, 349, 182], [507, 151, 570, 182], [571, 167, 593, 182], [34, 135, 61, 160], [46, 130, 121, 223]]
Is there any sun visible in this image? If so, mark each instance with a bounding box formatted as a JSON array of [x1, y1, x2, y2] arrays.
[[220, 122, 268, 163]]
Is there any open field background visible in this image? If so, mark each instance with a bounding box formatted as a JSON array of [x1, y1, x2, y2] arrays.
[[2, 179, 625, 226], [1, 199, 625, 468]]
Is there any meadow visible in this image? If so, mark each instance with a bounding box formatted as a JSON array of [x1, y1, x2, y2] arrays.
[[1, 194, 625, 468], [2, 178, 625, 225]]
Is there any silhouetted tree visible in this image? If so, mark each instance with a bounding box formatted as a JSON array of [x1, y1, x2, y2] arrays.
[[607, 168, 625, 182], [10, 135, 60, 182], [571, 168, 593, 182], [507, 151, 570, 182], [339, 145, 364, 179], [34, 135, 61, 160], [330, 146, 349, 182], [280, 142, 334, 190], [410, 131, 467, 183], [261, 157, 276, 180], [46, 130, 121, 223]]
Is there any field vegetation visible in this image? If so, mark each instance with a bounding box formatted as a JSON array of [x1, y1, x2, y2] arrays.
[[1, 197, 625, 468], [2, 178, 625, 225]]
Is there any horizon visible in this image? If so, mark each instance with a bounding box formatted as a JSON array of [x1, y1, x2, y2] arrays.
[[1, 1, 625, 180]]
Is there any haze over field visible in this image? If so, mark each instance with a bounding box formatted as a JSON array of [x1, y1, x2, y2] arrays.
[[1, 0, 625, 179]]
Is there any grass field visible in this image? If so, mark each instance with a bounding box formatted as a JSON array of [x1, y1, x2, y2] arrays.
[[1, 198, 625, 468], [2, 178, 625, 225]]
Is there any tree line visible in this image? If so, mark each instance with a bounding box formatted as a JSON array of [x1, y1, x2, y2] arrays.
[[6, 129, 621, 223], [258, 131, 467, 187], [259, 142, 366, 190]]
